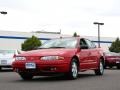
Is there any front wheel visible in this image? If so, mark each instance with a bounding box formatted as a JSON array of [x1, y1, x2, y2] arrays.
[[94, 60, 104, 75], [19, 73, 33, 80], [66, 59, 78, 79]]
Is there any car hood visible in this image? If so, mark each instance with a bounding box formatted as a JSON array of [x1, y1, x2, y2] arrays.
[[0, 54, 14, 59], [18, 48, 77, 57]]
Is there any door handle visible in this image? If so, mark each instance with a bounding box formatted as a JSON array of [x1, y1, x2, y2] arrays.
[[89, 52, 91, 55]]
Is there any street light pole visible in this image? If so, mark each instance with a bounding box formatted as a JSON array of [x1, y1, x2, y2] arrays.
[[93, 22, 104, 48]]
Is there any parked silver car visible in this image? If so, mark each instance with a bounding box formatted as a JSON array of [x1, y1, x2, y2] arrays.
[[0, 50, 19, 70]]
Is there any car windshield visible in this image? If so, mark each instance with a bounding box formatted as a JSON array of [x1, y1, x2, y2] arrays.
[[39, 38, 77, 49], [105, 52, 120, 56], [0, 50, 15, 54]]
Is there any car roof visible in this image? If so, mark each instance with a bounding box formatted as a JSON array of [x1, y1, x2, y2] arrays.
[[53, 36, 85, 40]]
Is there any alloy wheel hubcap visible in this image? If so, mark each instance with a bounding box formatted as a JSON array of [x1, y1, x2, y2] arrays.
[[100, 62, 103, 73], [72, 62, 78, 78]]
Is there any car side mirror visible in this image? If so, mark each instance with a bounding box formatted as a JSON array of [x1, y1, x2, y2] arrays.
[[80, 45, 89, 49]]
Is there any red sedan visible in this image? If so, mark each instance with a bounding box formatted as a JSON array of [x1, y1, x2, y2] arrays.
[[12, 37, 105, 80], [104, 52, 120, 69]]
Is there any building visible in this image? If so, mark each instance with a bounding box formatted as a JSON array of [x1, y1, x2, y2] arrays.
[[0, 30, 115, 51]]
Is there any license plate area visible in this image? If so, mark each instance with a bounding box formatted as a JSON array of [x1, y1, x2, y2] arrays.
[[25, 62, 36, 69], [1, 60, 7, 65]]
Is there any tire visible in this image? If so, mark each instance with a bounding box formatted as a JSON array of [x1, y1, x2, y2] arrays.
[[66, 59, 78, 80], [117, 65, 120, 69], [104, 65, 107, 69], [109, 65, 113, 68], [94, 60, 104, 75], [19, 73, 33, 80], [0, 67, 1, 71]]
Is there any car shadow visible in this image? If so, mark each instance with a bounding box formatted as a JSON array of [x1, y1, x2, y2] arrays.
[[0, 68, 13, 72], [14, 73, 97, 82], [105, 67, 120, 70]]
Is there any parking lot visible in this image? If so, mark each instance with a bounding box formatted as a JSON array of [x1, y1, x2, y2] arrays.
[[0, 69, 120, 90]]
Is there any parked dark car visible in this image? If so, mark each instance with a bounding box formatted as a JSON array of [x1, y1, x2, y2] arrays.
[[104, 52, 120, 69]]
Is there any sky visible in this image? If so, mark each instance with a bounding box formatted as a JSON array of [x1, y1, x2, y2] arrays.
[[0, 0, 120, 37]]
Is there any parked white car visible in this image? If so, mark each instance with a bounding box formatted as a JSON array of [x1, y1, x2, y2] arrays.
[[0, 50, 19, 70]]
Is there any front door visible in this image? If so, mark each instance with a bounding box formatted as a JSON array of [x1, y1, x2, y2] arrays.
[[79, 38, 98, 70]]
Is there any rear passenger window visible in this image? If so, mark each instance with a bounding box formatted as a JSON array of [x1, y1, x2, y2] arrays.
[[85, 39, 96, 49]]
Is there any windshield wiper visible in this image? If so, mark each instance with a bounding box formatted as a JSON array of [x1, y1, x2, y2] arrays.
[[38, 47, 48, 49], [49, 46, 65, 48], [38, 46, 66, 49]]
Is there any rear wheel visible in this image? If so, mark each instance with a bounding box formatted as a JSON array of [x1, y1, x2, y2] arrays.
[[94, 60, 104, 75], [19, 73, 33, 80], [66, 59, 78, 79]]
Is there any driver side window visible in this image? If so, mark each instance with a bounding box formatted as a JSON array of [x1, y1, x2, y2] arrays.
[[80, 38, 89, 49]]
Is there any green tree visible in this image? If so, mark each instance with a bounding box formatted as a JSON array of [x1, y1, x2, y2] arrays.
[[109, 37, 120, 53], [73, 32, 77, 37], [22, 35, 42, 51]]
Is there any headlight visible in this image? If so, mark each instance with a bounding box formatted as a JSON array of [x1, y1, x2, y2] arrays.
[[41, 56, 64, 60], [15, 56, 26, 60]]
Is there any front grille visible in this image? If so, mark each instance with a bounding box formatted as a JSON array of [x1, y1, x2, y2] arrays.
[[26, 56, 40, 61]]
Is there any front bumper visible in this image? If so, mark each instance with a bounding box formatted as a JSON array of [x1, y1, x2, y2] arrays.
[[12, 60, 70, 75], [105, 59, 120, 66], [0, 59, 14, 67]]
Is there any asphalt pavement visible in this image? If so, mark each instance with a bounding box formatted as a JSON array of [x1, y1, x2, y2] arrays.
[[0, 69, 120, 90]]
